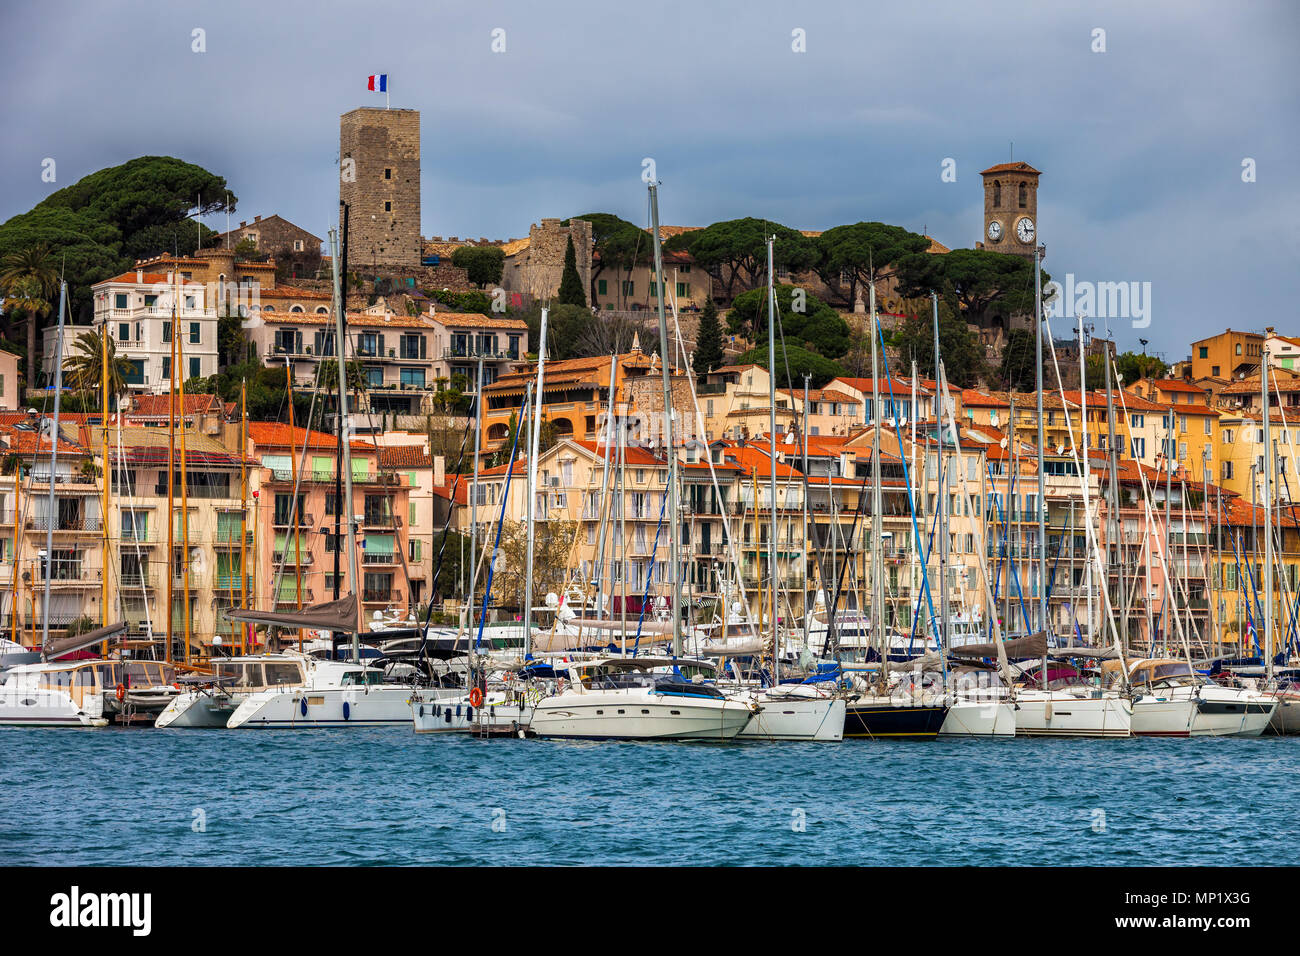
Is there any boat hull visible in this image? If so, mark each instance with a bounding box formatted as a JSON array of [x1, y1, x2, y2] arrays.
[[411, 693, 533, 735], [939, 698, 1016, 737], [843, 699, 948, 739], [738, 695, 845, 741], [1133, 689, 1275, 737], [530, 693, 754, 740], [227, 685, 417, 728], [156, 690, 239, 728], [1014, 691, 1132, 737], [0, 686, 107, 727], [1268, 693, 1300, 735]]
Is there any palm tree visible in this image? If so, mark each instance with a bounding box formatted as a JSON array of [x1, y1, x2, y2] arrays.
[[63, 330, 131, 409], [1, 244, 58, 385]]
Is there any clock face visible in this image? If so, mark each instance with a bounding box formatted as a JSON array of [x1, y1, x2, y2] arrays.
[[987, 220, 1003, 242], [1016, 217, 1035, 243]]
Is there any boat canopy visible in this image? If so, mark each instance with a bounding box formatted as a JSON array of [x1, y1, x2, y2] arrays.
[[950, 631, 1048, 661], [225, 593, 358, 633], [43, 622, 126, 661]]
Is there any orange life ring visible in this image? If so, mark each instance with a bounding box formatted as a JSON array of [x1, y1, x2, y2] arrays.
[[469, 687, 483, 708], [115, 684, 126, 702]]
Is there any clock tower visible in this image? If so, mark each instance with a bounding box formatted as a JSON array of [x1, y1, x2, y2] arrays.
[[980, 161, 1040, 259]]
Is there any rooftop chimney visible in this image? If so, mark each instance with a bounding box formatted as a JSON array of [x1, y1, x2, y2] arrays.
[[254, 215, 262, 222], [136, 270, 143, 283]]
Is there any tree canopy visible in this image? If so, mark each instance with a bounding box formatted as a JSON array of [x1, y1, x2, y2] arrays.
[[995, 327, 1044, 390], [450, 245, 505, 289], [0, 156, 233, 321], [692, 299, 725, 379], [814, 222, 931, 309], [571, 213, 648, 306], [726, 283, 850, 359], [888, 299, 986, 388], [737, 343, 845, 389], [664, 218, 817, 301], [895, 247, 1046, 328], [556, 235, 587, 306]]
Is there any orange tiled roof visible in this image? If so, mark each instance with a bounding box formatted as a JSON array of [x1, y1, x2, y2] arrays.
[[126, 393, 223, 418], [980, 161, 1041, 176], [248, 422, 375, 454], [378, 445, 432, 469], [431, 312, 528, 331]]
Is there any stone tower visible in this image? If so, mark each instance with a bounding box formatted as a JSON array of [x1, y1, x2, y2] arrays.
[[980, 161, 1040, 259], [339, 107, 422, 268]]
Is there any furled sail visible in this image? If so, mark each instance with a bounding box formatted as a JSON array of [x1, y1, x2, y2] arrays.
[[950, 631, 1048, 661], [43, 621, 127, 660], [225, 593, 358, 633]]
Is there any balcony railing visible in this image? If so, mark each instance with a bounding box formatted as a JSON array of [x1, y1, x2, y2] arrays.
[[362, 551, 398, 565], [119, 570, 153, 589], [362, 589, 393, 603], [362, 513, 401, 529], [30, 516, 103, 533], [272, 551, 313, 566], [272, 513, 316, 529]]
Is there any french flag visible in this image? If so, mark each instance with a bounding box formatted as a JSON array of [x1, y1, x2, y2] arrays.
[[367, 74, 387, 92]]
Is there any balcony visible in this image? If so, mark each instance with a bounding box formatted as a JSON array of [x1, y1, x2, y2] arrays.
[[214, 574, 252, 592], [362, 551, 398, 565], [214, 528, 254, 546], [362, 513, 402, 529], [362, 589, 393, 604], [119, 570, 154, 589], [274, 589, 315, 607], [272, 550, 314, 567], [442, 347, 511, 361], [30, 515, 103, 533], [272, 512, 316, 529]]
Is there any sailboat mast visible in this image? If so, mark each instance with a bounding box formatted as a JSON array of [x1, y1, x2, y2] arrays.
[[1264, 346, 1274, 678], [765, 236, 779, 675], [932, 291, 948, 649], [166, 274, 177, 663], [871, 285, 884, 673], [177, 269, 192, 665], [239, 378, 248, 653], [329, 227, 361, 661], [1104, 346, 1124, 650], [647, 182, 681, 656], [523, 308, 549, 655], [41, 280, 68, 653], [469, 350, 483, 642], [1033, 244, 1047, 681], [100, 314, 111, 649], [1078, 316, 1091, 640], [286, 358, 302, 650]]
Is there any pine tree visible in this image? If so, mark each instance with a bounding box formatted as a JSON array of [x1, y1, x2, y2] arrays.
[[692, 299, 724, 380], [556, 234, 587, 307]]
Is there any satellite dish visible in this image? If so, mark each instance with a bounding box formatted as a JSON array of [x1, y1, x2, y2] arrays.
[[545, 592, 559, 608], [372, 610, 382, 620], [213, 635, 223, 646], [999, 437, 1009, 449], [1056, 444, 1065, 456]]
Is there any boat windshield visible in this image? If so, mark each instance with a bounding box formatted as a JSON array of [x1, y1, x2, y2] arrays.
[[340, 670, 383, 686], [1139, 662, 1198, 685]]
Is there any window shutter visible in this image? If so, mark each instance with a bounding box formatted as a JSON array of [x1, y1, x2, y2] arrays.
[[419, 335, 426, 358], [378, 334, 385, 355]]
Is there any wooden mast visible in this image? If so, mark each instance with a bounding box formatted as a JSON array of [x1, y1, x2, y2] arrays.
[[10, 459, 21, 646], [100, 319, 111, 655], [176, 274, 192, 665], [166, 273, 176, 663], [239, 378, 248, 654], [286, 359, 302, 649]]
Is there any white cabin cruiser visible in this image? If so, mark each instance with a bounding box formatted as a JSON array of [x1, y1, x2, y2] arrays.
[[227, 656, 429, 728], [0, 658, 111, 727], [530, 656, 758, 740], [1112, 659, 1275, 737], [156, 654, 310, 728]]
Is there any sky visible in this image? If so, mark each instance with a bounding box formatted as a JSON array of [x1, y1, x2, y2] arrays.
[[1, 0, 1296, 360]]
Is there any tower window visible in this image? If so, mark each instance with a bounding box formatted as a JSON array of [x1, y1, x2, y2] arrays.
[[384, 201, 392, 212], [992, 181, 1001, 206], [384, 168, 392, 180], [1018, 182, 1028, 208]]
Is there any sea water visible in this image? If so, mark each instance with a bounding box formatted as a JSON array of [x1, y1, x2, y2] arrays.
[[2, 729, 1295, 866]]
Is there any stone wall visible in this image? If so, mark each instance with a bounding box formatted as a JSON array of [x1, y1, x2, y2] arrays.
[[339, 107, 422, 268], [501, 218, 593, 302]]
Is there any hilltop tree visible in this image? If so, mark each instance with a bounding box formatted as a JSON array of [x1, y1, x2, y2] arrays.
[[889, 299, 986, 388], [0, 156, 233, 322], [1114, 350, 1169, 384], [814, 222, 932, 309], [556, 235, 587, 306], [737, 343, 845, 389], [450, 245, 505, 289], [895, 247, 1046, 328], [571, 213, 648, 307], [693, 299, 725, 379], [727, 284, 850, 359], [664, 218, 818, 301]]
